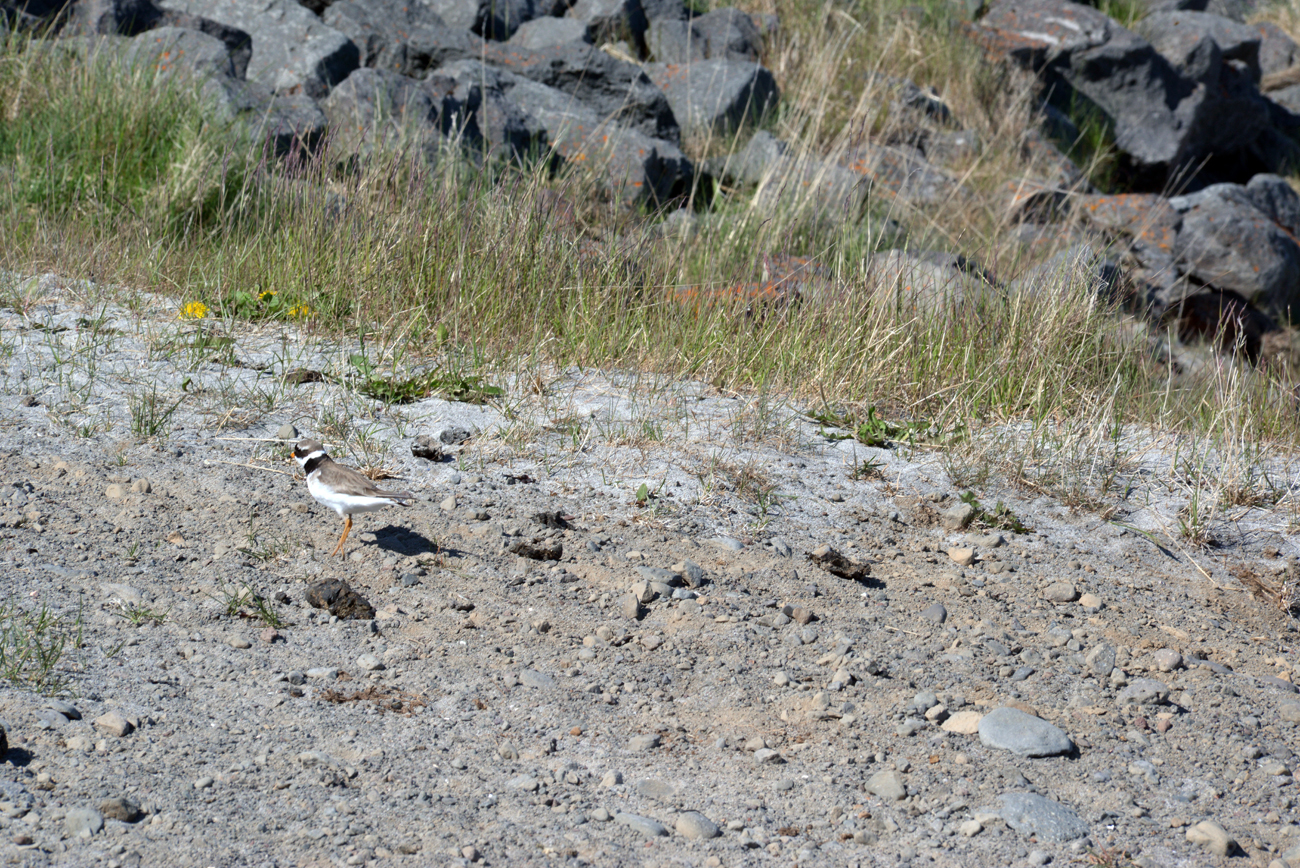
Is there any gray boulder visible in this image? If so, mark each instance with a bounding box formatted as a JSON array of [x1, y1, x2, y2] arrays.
[[69, 0, 252, 77], [322, 67, 442, 154], [201, 75, 329, 156], [567, 0, 646, 47], [645, 59, 776, 137], [431, 61, 548, 157], [648, 7, 761, 63], [496, 75, 692, 204], [508, 17, 590, 49], [157, 0, 358, 97], [972, 0, 1266, 181], [427, 0, 537, 39], [1138, 9, 1262, 81], [124, 25, 241, 80], [322, 0, 455, 77], [1255, 21, 1298, 77], [480, 42, 679, 142], [1167, 181, 1300, 317]]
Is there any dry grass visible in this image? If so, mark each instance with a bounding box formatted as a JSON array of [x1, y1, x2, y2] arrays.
[[0, 13, 1296, 513]]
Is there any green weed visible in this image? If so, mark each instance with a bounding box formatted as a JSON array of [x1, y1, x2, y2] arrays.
[[0, 599, 82, 696], [959, 490, 1033, 534]]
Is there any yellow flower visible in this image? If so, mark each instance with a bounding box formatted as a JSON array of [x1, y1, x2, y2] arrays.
[[179, 301, 208, 320], [258, 290, 277, 302], [288, 305, 311, 318]]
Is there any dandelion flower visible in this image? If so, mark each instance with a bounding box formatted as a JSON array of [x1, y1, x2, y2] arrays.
[[288, 305, 311, 318], [180, 301, 208, 320]]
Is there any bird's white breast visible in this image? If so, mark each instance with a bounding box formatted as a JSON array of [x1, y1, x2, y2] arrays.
[[306, 470, 400, 517]]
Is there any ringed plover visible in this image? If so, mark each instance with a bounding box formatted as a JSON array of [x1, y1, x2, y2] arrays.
[[293, 439, 415, 557]]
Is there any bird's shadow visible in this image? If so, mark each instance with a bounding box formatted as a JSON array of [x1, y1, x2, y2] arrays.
[[369, 525, 463, 558]]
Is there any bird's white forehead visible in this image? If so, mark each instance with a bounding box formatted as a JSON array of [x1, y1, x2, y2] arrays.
[[298, 449, 327, 463]]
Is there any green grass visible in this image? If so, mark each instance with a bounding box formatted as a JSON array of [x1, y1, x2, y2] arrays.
[[0, 598, 83, 696]]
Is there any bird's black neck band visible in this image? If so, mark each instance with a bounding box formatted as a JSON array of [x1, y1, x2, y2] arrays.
[[302, 455, 326, 476]]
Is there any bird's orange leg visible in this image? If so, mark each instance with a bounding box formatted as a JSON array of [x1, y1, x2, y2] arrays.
[[331, 515, 353, 558]]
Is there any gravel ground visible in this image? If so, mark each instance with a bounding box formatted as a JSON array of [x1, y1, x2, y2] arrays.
[[0, 273, 1298, 868]]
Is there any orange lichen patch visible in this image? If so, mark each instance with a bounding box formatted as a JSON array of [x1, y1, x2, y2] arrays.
[[1076, 194, 1181, 248]]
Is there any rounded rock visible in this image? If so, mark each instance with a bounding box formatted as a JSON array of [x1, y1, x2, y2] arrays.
[[675, 811, 720, 840], [1042, 582, 1078, 603], [978, 706, 1074, 757]]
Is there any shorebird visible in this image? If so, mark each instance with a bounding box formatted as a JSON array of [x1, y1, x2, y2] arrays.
[[292, 439, 415, 557]]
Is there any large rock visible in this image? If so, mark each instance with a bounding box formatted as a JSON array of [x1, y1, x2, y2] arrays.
[[479, 42, 680, 142], [997, 793, 1089, 842], [156, 0, 358, 97], [970, 0, 1267, 182], [431, 61, 548, 157], [69, 0, 252, 77], [567, 0, 646, 47], [1167, 179, 1300, 317], [204, 76, 329, 155], [322, 67, 443, 153], [508, 16, 591, 49], [496, 75, 692, 203], [1138, 9, 1262, 80], [124, 25, 243, 80], [322, 0, 457, 77], [1254, 21, 1298, 77], [978, 706, 1075, 757], [648, 6, 760, 63], [644, 59, 777, 137], [427, 0, 536, 39]]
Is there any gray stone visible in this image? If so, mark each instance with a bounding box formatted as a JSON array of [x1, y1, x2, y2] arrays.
[[629, 733, 661, 751], [1042, 582, 1078, 603], [753, 748, 783, 763], [199, 75, 329, 157], [157, 0, 359, 97], [1085, 643, 1116, 677], [519, 669, 557, 689], [975, 0, 1269, 181], [567, 0, 647, 47], [426, 0, 535, 39], [997, 792, 1089, 842], [94, 711, 133, 738], [1279, 700, 1300, 723], [65, 807, 104, 838], [941, 502, 976, 530], [645, 59, 777, 137], [509, 16, 590, 49], [648, 7, 760, 63], [1138, 10, 1263, 80], [621, 593, 642, 620], [615, 812, 669, 837], [1186, 819, 1235, 856], [356, 653, 383, 671], [480, 42, 678, 141], [275, 423, 298, 441], [493, 75, 691, 205], [506, 774, 539, 790], [1166, 183, 1300, 318], [867, 769, 907, 800], [978, 707, 1074, 757], [46, 696, 80, 717], [675, 810, 720, 839], [124, 26, 243, 81], [1118, 678, 1171, 705], [99, 797, 143, 823], [674, 558, 705, 587], [323, 0, 459, 77], [636, 779, 675, 799]]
